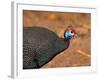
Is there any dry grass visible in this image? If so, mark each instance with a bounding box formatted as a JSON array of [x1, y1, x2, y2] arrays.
[[23, 10, 91, 68]]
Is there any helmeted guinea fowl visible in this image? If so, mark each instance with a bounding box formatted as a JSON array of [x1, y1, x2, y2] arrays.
[[23, 25, 76, 69]]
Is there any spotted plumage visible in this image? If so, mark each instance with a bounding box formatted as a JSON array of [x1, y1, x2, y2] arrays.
[[23, 26, 76, 69]]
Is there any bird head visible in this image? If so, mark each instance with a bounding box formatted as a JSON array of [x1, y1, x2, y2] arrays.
[[64, 25, 77, 40]]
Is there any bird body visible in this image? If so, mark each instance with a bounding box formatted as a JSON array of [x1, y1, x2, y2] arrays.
[[23, 26, 75, 69]]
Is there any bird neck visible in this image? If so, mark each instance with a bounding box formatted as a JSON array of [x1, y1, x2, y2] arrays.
[[64, 38, 70, 42], [64, 38, 70, 49]]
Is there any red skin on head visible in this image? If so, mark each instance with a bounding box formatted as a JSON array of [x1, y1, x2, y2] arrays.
[[65, 25, 77, 35]]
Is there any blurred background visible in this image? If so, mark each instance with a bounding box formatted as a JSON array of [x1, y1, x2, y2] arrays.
[[23, 10, 91, 68]]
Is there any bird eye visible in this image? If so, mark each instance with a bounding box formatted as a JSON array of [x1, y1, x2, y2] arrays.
[[71, 31, 73, 33]]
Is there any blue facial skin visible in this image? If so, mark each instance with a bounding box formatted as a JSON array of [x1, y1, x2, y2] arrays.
[[64, 32, 74, 40]]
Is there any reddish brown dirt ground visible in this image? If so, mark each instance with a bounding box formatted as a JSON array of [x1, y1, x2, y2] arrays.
[[23, 10, 91, 68]]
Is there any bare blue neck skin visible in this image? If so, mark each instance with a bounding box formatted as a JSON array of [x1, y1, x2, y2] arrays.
[[64, 32, 74, 40]]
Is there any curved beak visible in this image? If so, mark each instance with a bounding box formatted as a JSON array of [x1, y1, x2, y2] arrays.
[[74, 34, 78, 38]]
